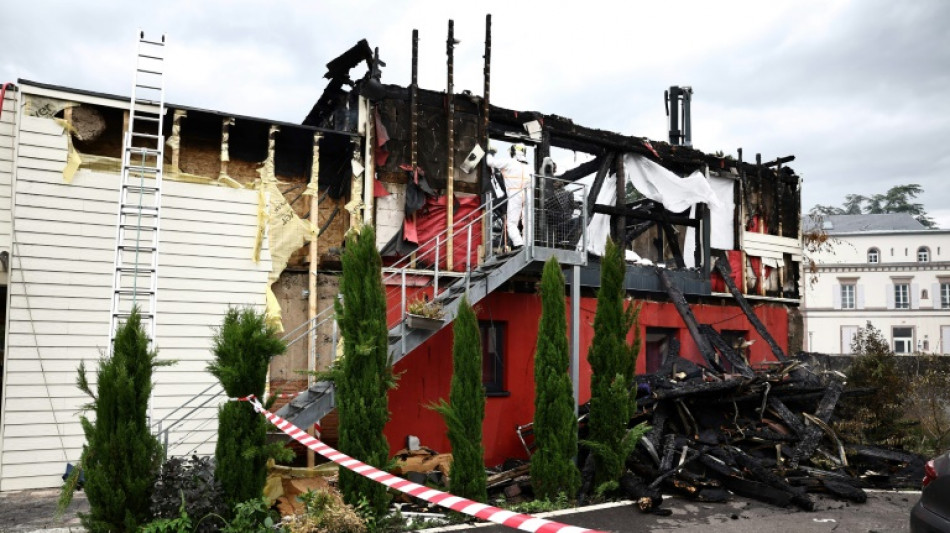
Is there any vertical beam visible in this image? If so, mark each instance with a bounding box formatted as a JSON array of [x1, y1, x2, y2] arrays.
[[701, 202, 711, 278], [585, 152, 615, 220], [219, 117, 234, 180], [306, 132, 322, 468], [613, 153, 626, 247], [571, 265, 581, 418], [169, 109, 186, 176], [410, 30, 419, 269], [446, 20, 457, 271], [481, 15, 492, 262], [363, 86, 375, 226]]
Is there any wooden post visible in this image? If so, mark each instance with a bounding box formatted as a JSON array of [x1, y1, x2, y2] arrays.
[[306, 132, 322, 468], [410, 29, 419, 269], [480, 15, 492, 262], [446, 20, 456, 271], [613, 153, 627, 248], [219, 117, 234, 180], [169, 109, 186, 176]]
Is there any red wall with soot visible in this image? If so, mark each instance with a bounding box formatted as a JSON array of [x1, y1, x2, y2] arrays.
[[384, 290, 790, 466]]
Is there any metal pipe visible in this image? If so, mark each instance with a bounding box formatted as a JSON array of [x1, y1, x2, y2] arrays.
[[401, 268, 407, 355], [446, 19, 457, 271], [465, 224, 473, 294], [571, 265, 581, 418], [434, 235, 440, 296]]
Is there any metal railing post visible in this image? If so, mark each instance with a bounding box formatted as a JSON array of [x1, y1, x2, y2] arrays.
[[487, 196, 494, 260], [400, 268, 407, 355], [465, 224, 473, 294], [526, 176, 535, 253], [434, 235, 440, 297]]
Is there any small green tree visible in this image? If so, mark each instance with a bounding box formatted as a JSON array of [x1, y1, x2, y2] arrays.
[[208, 307, 286, 510], [75, 308, 171, 532], [530, 257, 580, 500], [430, 297, 487, 502], [333, 225, 396, 518], [836, 321, 907, 446], [585, 239, 645, 489]]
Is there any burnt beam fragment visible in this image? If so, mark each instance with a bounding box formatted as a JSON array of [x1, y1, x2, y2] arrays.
[[585, 153, 615, 220], [700, 324, 755, 378], [593, 204, 700, 228], [657, 269, 721, 372], [713, 255, 788, 362], [789, 379, 844, 468]]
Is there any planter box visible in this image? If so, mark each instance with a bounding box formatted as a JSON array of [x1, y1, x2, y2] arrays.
[[406, 314, 444, 330]]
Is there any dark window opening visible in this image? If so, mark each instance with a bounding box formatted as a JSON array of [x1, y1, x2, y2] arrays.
[[480, 321, 507, 396], [645, 327, 677, 374]]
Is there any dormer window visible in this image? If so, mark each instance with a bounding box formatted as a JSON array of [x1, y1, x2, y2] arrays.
[[868, 248, 880, 264], [918, 247, 930, 263]]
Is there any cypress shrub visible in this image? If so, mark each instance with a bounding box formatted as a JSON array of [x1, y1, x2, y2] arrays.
[[585, 239, 644, 488], [208, 307, 286, 510], [431, 297, 487, 502], [75, 307, 170, 532], [334, 225, 396, 518], [530, 257, 580, 500]]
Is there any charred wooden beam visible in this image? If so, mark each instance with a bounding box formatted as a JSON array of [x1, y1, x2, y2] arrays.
[[613, 153, 627, 246], [586, 152, 615, 220], [763, 155, 795, 168], [731, 447, 814, 511], [766, 397, 806, 437], [593, 204, 700, 228], [657, 269, 721, 372], [660, 222, 686, 268], [699, 324, 755, 378], [652, 378, 742, 401], [789, 380, 844, 468], [557, 155, 604, 183], [713, 256, 788, 362]]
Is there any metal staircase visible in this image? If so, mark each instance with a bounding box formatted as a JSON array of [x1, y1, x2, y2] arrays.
[[276, 174, 589, 429], [110, 31, 167, 347]]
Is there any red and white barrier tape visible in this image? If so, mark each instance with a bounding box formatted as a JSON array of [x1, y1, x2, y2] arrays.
[[238, 395, 604, 533]]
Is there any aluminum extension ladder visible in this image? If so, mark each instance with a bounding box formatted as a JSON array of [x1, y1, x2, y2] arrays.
[[109, 31, 167, 350]]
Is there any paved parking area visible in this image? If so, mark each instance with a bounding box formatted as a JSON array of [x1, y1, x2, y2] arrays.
[[0, 489, 86, 533]]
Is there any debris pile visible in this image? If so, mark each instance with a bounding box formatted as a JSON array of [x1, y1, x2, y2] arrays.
[[605, 353, 924, 513]]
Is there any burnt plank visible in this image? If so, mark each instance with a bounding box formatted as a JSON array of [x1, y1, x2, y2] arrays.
[[789, 380, 844, 468], [699, 324, 755, 378], [652, 378, 742, 401], [657, 269, 722, 372], [766, 397, 806, 437], [586, 153, 615, 220], [713, 257, 788, 362]]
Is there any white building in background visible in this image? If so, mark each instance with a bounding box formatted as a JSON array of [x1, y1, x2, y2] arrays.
[[802, 214, 950, 355]]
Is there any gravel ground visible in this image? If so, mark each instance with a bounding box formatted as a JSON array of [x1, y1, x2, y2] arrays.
[[0, 489, 87, 533]]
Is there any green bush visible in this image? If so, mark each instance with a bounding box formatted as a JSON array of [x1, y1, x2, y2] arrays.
[[333, 226, 397, 519], [208, 307, 287, 510], [530, 257, 580, 500], [430, 297, 487, 502], [585, 240, 642, 489], [73, 307, 171, 532]]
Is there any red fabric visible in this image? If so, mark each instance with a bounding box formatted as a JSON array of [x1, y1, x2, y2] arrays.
[[414, 195, 482, 271], [374, 109, 390, 167], [403, 216, 418, 242], [710, 250, 743, 292], [374, 179, 389, 198]]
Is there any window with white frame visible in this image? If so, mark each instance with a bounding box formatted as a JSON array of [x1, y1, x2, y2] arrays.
[[895, 283, 910, 309], [942, 282, 950, 309], [840, 284, 856, 309], [868, 248, 880, 263], [918, 247, 930, 262], [893, 326, 914, 354]]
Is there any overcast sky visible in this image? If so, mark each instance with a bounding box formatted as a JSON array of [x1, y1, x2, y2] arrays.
[[3, 0, 948, 226]]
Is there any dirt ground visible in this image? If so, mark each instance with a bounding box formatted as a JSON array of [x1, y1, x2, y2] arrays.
[[0, 489, 87, 533]]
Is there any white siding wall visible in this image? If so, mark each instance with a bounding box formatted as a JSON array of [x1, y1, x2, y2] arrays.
[[0, 87, 17, 284], [0, 114, 272, 490]]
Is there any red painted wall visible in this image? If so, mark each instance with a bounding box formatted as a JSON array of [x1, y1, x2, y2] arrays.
[[384, 289, 790, 466]]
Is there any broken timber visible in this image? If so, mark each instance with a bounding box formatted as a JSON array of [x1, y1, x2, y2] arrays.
[[713, 255, 788, 362]]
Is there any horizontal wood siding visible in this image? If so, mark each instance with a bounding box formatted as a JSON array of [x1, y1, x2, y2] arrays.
[[0, 87, 17, 284], [0, 115, 272, 490]]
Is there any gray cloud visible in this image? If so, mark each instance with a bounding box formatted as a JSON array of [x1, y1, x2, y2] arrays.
[[2, 0, 948, 225]]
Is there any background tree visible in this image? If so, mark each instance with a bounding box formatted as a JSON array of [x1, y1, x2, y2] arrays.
[[333, 225, 396, 518], [430, 297, 487, 502], [585, 239, 645, 489], [809, 183, 936, 228], [530, 257, 581, 500], [209, 307, 287, 510], [835, 322, 907, 446], [74, 308, 171, 532]]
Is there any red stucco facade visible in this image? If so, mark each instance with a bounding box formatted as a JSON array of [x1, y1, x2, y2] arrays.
[[384, 289, 790, 466]]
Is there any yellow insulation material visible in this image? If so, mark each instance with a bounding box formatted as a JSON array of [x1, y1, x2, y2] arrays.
[[54, 118, 82, 183]]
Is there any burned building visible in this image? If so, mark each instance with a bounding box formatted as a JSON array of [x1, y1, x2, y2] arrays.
[[0, 19, 802, 490]]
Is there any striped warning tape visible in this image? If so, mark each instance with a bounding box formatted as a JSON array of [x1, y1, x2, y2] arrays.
[[238, 396, 604, 533]]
